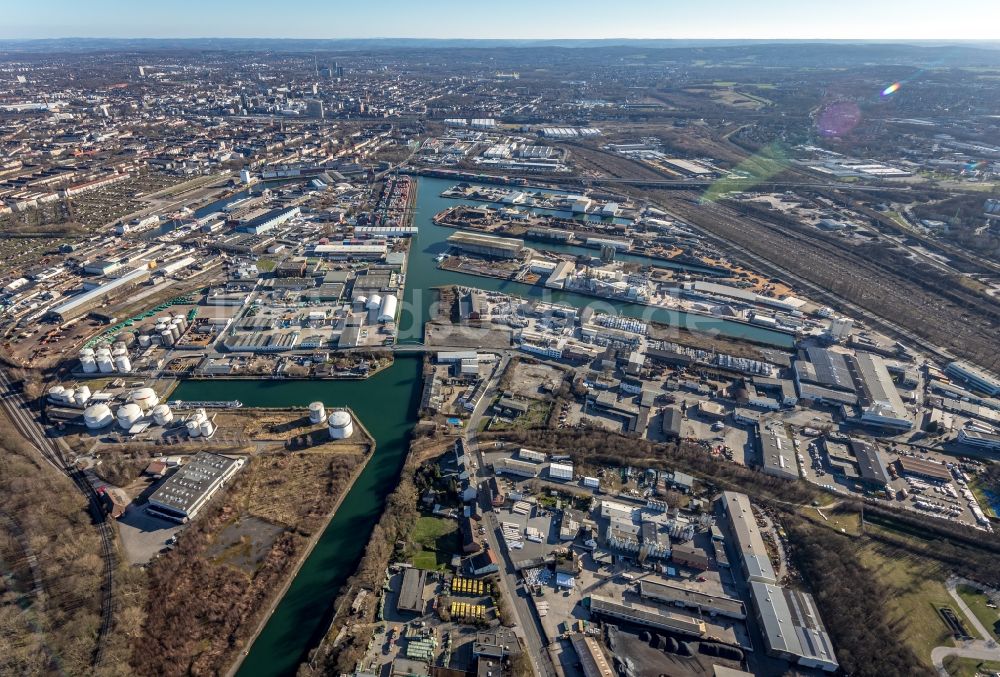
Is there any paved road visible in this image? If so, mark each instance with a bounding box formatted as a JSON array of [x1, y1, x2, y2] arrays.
[[930, 577, 1000, 676], [461, 353, 557, 677]]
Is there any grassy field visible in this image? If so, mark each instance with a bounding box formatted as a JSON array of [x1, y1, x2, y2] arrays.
[[956, 584, 1000, 640], [856, 534, 968, 665], [410, 515, 459, 571], [943, 656, 1000, 677]]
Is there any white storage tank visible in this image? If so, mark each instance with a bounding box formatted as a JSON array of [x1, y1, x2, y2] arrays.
[[199, 419, 215, 438], [186, 419, 202, 438], [366, 294, 382, 310], [97, 354, 116, 373], [129, 387, 159, 411], [308, 401, 326, 424], [169, 323, 181, 340], [76, 385, 92, 404], [160, 329, 175, 346], [116, 403, 142, 429], [194, 408, 207, 423], [354, 295, 368, 309], [84, 403, 114, 429], [79, 349, 99, 374], [63, 388, 76, 405], [138, 334, 152, 348], [151, 404, 173, 425], [378, 294, 398, 323], [327, 410, 354, 439], [114, 354, 132, 373]]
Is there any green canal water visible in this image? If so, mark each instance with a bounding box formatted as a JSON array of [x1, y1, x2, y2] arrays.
[[172, 175, 795, 677]]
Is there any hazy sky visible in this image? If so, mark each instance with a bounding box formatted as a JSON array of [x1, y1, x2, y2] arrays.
[[6, 0, 1000, 40]]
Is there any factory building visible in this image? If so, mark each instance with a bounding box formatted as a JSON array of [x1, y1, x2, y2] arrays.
[[47, 266, 151, 321], [750, 582, 839, 672], [588, 595, 706, 638], [236, 206, 301, 234], [721, 491, 776, 584], [946, 361, 1000, 396], [756, 421, 798, 481], [850, 351, 912, 430], [446, 231, 524, 259], [958, 427, 1000, 452], [146, 452, 245, 523]]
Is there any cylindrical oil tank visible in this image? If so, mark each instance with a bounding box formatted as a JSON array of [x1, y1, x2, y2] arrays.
[[97, 354, 116, 373], [199, 419, 215, 437], [327, 410, 354, 439], [76, 385, 92, 404], [84, 403, 114, 429], [354, 295, 368, 309], [366, 294, 382, 310], [79, 349, 99, 374], [160, 330, 175, 347], [129, 387, 158, 411], [169, 324, 181, 340], [308, 401, 326, 424], [114, 354, 132, 373], [116, 403, 142, 429], [186, 419, 201, 437], [138, 334, 151, 348], [48, 385, 66, 402], [151, 404, 173, 425], [63, 388, 76, 405]]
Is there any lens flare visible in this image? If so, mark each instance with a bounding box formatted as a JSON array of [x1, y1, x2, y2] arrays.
[[881, 82, 901, 97]]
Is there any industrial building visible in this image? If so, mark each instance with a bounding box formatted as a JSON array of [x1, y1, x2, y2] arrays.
[[958, 427, 1000, 452], [146, 452, 245, 523], [721, 491, 777, 584], [946, 361, 1000, 396], [756, 421, 798, 481], [235, 206, 301, 234], [850, 351, 912, 430], [896, 456, 952, 482], [750, 582, 839, 672], [47, 266, 151, 321], [588, 595, 707, 638], [397, 567, 428, 614], [849, 439, 892, 488], [637, 580, 747, 620], [446, 231, 524, 259], [570, 634, 614, 677]]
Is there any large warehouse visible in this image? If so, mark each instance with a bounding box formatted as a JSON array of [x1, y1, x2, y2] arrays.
[[47, 266, 151, 322], [146, 452, 245, 523], [447, 231, 524, 259], [850, 351, 912, 430], [750, 581, 839, 672], [721, 491, 777, 585]]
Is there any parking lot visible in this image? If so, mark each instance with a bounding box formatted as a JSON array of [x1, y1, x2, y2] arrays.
[[117, 504, 183, 565]]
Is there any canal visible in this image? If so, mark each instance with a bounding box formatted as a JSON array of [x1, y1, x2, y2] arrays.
[[173, 175, 796, 677]]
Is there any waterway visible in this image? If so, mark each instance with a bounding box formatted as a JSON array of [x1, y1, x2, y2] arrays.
[[172, 357, 422, 677], [400, 176, 795, 348], [172, 174, 796, 677]]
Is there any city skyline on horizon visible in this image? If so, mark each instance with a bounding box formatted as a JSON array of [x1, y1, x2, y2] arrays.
[[6, 0, 1000, 41]]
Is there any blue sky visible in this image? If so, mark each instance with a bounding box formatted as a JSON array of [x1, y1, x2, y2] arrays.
[[5, 0, 1000, 40]]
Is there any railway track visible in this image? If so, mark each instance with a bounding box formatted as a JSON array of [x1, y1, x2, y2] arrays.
[[651, 191, 971, 363], [0, 367, 115, 667]]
